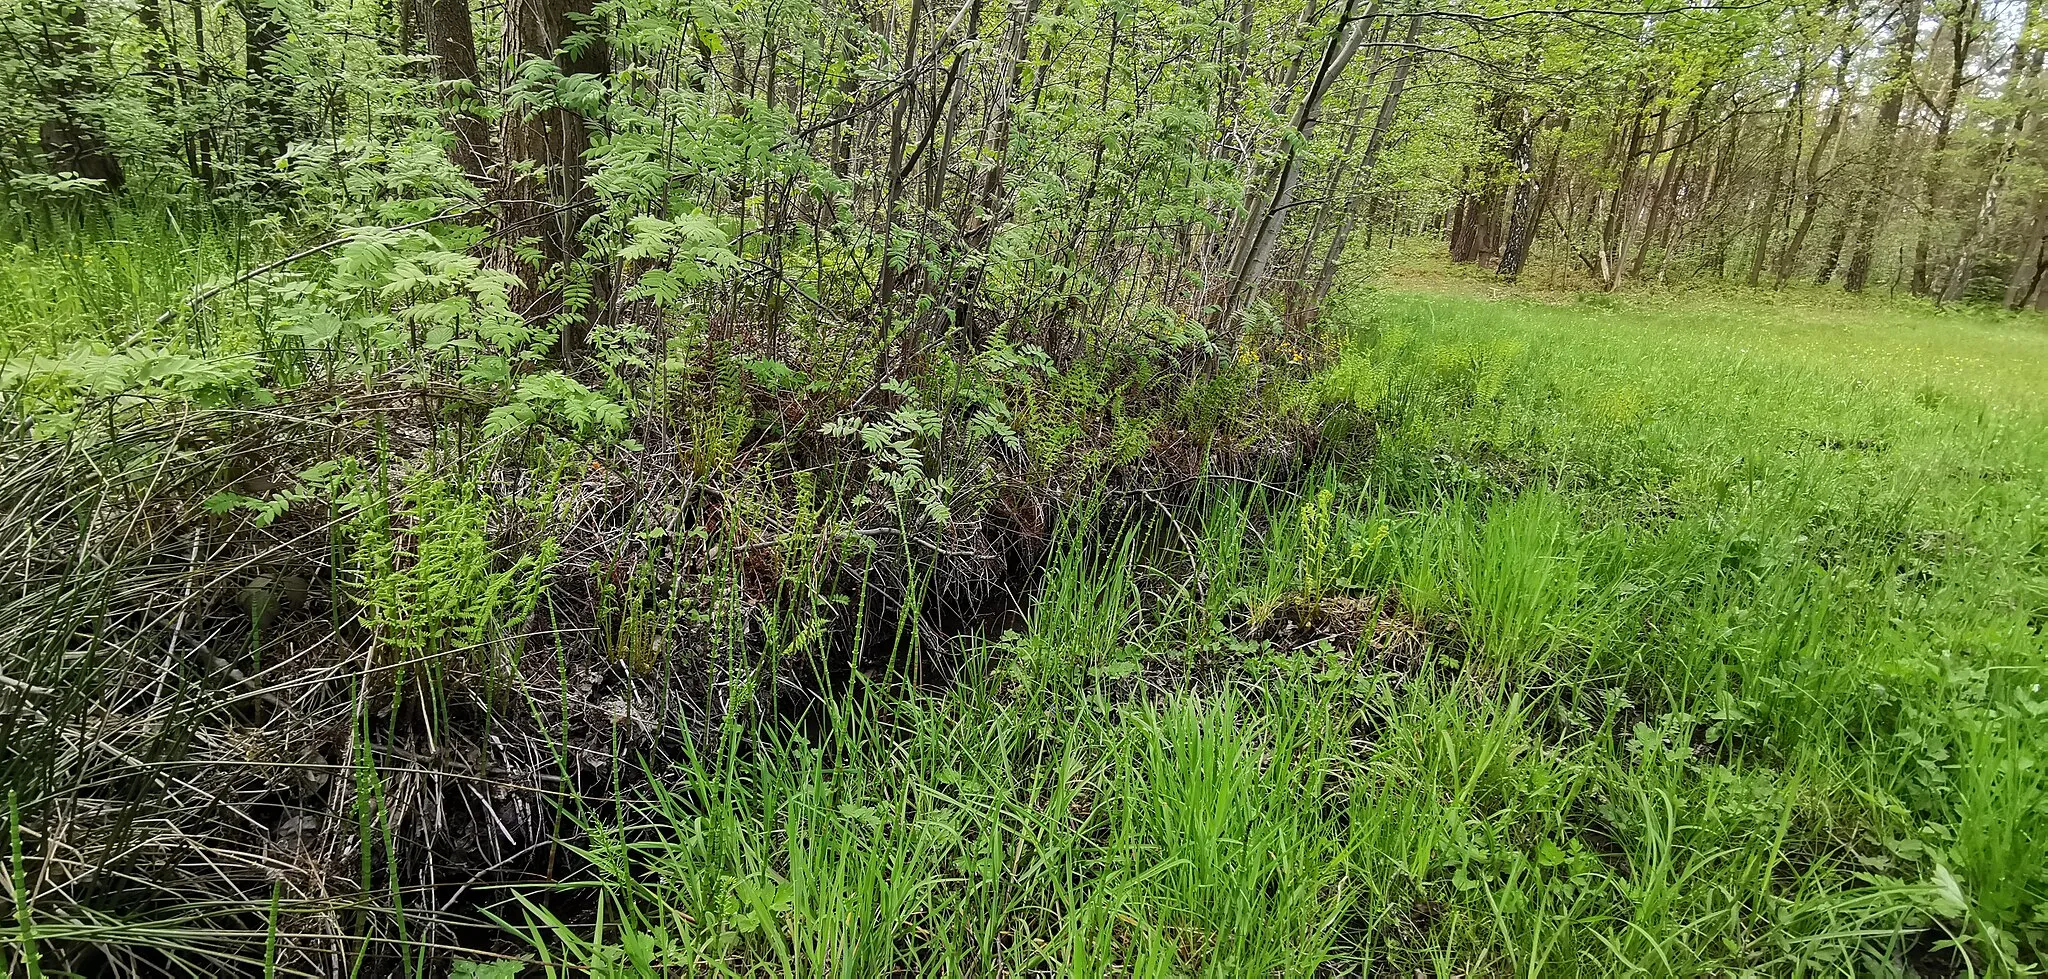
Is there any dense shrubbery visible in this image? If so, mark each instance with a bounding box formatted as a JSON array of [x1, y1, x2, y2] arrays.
[[0, 193, 1371, 974]]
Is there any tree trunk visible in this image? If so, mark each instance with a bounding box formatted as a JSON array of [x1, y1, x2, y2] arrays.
[[1776, 39, 1854, 287], [1632, 105, 1692, 279], [1296, 18, 1394, 289], [872, 0, 928, 342], [1452, 96, 1516, 265], [237, 0, 294, 171], [420, 0, 492, 177], [1700, 112, 1740, 275], [1596, 92, 1653, 290], [1943, 12, 2037, 303], [1843, 0, 1922, 293], [1220, 0, 1381, 327], [1911, 2, 1973, 295], [1499, 116, 1565, 281], [953, 0, 1041, 351], [2006, 205, 2048, 308], [34, 2, 125, 190], [1813, 186, 1862, 284], [496, 0, 610, 356], [892, 0, 981, 367], [1449, 183, 1505, 264], [1748, 96, 1798, 288], [1311, 15, 1422, 304]]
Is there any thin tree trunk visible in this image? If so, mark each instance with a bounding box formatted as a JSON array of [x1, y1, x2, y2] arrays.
[[1843, 0, 1923, 292], [237, 0, 293, 170], [1776, 38, 1854, 287], [1912, 1, 1973, 295], [34, 1, 125, 189], [1748, 94, 1799, 287], [1813, 185, 1863, 284], [1221, 0, 1381, 326], [1311, 15, 1422, 303], [871, 0, 927, 340], [1597, 91, 1653, 290], [1296, 18, 1393, 286], [953, 0, 1041, 350], [1944, 4, 2037, 303], [1632, 105, 1693, 278], [1499, 115, 1566, 281], [1700, 113, 1740, 274], [2006, 206, 2048, 307]]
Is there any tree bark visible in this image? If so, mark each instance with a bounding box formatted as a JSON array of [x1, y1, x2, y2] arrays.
[[1813, 184, 1862, 284], [1748, 94, 1798, 288], [952, 0, 1041, 351], [1221, 0, 1381, 327], [1911, 1, 1974, 295], [237, 0, 294, 171], [871, 0, 928, 339], [2006, 205, 2048, 308], [1842, 0, 1922, 293], [34, 1, 125, 189], [1776, 38, 1854, 287], [496, 0, 610, 356], [1943, 2, 2037, 303], [1311, 15, 1422, 304], [1595, 91, 1653, 290], [1632, 104, 1692, 279], [1296, 18, 1394, 288], [420, 0, 492, 177], [1499, 115, 1565, 281]]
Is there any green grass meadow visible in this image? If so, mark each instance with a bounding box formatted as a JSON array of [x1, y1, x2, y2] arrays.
[[480, 290, 2048, 975]]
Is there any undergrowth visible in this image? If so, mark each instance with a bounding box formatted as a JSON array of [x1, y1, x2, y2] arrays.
[[4, 214, 2046, 975], [497, 289, 2048, 975]]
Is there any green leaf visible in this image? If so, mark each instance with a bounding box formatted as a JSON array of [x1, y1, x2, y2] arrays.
[[450, 959, 524, 979]]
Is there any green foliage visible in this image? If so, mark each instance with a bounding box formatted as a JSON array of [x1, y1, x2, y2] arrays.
[[276, 225, 537, 367], [821, 392, 955, 525], [486, 371, 629, 441], [487, 286, 2048, 975], [346, 469, 560, 680], [1316, 347, 1392, 412], [0, 345, 270, 422], [7, 0, 2048, 965]]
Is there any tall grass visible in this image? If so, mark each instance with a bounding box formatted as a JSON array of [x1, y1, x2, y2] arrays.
[[490, 287, 2048, 975], [5, 218, 2046, 976], [0, 204, 268, 355]]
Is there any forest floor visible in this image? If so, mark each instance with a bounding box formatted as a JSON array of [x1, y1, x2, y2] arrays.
[[485, 282, 2048, 974]]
